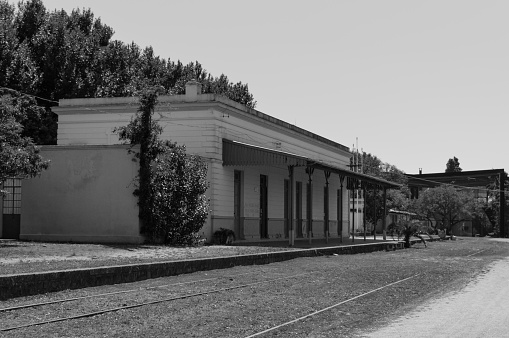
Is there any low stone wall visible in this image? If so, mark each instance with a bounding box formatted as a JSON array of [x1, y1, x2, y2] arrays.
[[0, 241, 403, 300]]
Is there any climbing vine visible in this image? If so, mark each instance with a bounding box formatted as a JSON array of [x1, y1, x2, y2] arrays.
[[115, 88, 209, 244]]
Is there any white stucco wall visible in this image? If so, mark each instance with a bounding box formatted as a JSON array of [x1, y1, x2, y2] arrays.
[[20, 145, 142, 243], [52, 90, 353, 241]]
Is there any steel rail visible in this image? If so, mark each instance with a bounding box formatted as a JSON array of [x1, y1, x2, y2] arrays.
[[465, 249, 488, 257], [0, 272, 314, 332], [244, 274, 419, 338], [0, 271, 258, 313]]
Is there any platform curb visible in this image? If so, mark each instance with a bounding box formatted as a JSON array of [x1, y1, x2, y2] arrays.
[[0, 241, 404, 300]]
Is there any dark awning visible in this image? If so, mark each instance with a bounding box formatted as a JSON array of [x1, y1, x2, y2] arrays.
[[222, 139, 400, 189], [222, 139, 308, 167]]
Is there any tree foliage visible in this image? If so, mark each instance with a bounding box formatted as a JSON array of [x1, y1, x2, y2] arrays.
[[116, 89, 163, 240], [481, 174, 509, 236], [0, 90, 50, 192], [358, 151, 409, 230], [151, 144, 209, 244], [388, 219, 428, 248], [445, 156, 462, 173], [1, 0, 257, 144], [410, 185, 483, 234], [116, 89, 209, 244]]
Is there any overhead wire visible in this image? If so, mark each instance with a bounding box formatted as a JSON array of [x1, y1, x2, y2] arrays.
[[7, 87, 498, 193], [0, 86, 59, 104], [407, 174, 509, 194]]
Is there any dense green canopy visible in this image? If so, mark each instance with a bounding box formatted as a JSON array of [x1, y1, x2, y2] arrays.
[[0, 0, 257, 144], [0, 91, 50, 191]]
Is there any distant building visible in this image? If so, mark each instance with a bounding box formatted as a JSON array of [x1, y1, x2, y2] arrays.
[[407, 170, 507, 237]]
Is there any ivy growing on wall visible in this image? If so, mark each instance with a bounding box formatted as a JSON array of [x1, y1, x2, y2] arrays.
[[115, 88, 209, 244]]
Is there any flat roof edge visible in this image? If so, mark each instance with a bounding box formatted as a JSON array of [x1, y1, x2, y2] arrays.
[[56, 94, 350, 153]]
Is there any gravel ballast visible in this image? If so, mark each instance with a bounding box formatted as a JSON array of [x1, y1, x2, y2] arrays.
[[0, 237, 508, 337]]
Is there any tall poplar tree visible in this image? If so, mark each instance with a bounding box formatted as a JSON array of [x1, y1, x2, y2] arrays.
[[1, 0, 257, 145]]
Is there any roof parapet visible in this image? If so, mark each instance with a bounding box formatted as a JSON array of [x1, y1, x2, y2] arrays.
[[185, 80, 203, 102]]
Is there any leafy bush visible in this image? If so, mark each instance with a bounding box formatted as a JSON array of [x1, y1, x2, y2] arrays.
[[388, 219, 427, 248], [213, 228, 236, 245], [150, 142, 209, 244]]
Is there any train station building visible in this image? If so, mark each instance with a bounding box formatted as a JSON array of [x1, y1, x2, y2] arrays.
[[1, 81, 399, 243]]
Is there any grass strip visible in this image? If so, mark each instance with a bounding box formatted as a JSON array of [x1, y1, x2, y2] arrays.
[[244, 274, 419, 337], [0, 272, 314, 332]]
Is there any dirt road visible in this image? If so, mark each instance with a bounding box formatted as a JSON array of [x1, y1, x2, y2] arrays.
[[364, 242, 509, 338]]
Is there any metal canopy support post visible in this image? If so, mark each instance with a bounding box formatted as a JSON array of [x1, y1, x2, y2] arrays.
[[306, 167, 314, 244], [363, 185, 366, 241], [500, 172, 506, 238], [351, 183, 355, 243], [382, 187, 387, 240], [348, 189, 351, 242], [288, 165, 295, 246], [324, 171, 331, 244], [339, 175, 345, 243], [373, 185, 377, 241]]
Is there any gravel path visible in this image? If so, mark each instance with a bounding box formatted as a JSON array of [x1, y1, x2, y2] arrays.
[[364, 253, 509, 337]]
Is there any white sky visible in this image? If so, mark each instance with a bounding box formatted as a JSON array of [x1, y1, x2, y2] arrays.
[[17, 0, 509, 173]]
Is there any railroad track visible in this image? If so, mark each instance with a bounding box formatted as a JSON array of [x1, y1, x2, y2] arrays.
[[0, 245, 493, 336], [0, 270, 316, 332]]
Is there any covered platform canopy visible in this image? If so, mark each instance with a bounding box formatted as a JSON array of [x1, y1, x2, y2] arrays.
[[222, 139, 400, 190], [222, 139, 401, 245]]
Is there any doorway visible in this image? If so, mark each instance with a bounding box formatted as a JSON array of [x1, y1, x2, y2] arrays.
[[260, 175, 268, 238], [284, 179, 289, 238], [324, 186, 329, 237], [234, 170, 243, 239], [296, 181, 303, 237]]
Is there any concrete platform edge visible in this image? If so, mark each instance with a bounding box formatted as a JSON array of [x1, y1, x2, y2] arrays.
[[0, 241, 405, 300]]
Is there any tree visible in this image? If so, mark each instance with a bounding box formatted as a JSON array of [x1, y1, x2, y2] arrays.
[[116, 88, 209, 244], [411, 185, 483, 234], [0, 91, 50, 193], [0, 88, 56, 145], [481, 174, 509, 236], [3, 0, 257, 144], [0, 1, 19, 88], [445, 156, 462, 173], [388, 219, 428, 248], [14, 0, 46, 44], [359, 151, 409, 232]]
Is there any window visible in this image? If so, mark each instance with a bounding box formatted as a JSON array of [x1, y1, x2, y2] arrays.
[[3, 179, 22, 215]]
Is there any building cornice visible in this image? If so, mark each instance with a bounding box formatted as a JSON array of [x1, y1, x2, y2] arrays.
[[55, 93, 350, 153]]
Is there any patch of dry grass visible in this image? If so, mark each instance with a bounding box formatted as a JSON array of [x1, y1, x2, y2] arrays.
[[0, 240, 298, 275], [1, 237, 508, 337]]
